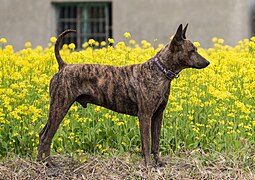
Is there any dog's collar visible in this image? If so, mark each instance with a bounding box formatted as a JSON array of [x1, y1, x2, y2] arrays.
[[152, 53, 179, 80]]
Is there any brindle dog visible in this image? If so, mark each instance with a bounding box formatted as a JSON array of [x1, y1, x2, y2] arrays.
[[38, 24, 209, 167]]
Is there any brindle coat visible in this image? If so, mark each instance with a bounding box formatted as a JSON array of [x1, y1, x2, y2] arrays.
[[38, 24, 210, 167]]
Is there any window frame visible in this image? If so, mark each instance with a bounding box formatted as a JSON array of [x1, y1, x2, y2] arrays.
[[54, 2, 112, 49]]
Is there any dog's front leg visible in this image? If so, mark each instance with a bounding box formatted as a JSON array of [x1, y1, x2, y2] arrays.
[[151, 103, 167, 167], [138, 113, 152, 167]]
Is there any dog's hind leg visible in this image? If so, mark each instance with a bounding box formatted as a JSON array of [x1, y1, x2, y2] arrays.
[[151, 103, 167, 167], [38, 91, 75, 167]]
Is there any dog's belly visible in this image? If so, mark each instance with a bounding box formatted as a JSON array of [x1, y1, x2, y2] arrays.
[[76, 93, 138, 116], [96, 97, 138, 116]]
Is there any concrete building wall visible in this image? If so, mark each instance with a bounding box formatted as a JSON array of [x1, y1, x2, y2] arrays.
[[0, 0, 254, 50], [0, 0, 54, 50], [113, 0, 251, 47]]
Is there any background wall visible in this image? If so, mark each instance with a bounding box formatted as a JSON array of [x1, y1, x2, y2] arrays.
[[0, 0, 254, 50], [113, 0, 252, 47], [0, 0, 54, 50]]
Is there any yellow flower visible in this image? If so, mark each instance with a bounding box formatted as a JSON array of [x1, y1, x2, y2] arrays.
[[50, 37, 57, 43], [62, 44, 68, 49], [88, 39, 95, 46], [94, 106, 101, 112], [47, 43, 53, 48], [250, 36, 255, 42], [117, 122, 124, 126], [68, 43, 76, 50], [112, 116, 119, 122], [100, 41, 106, 47], [104, 113, 111, 119], [141, 40, 151, 49], [25, 42, 31, 48], [123, 32, 131, 39], [192, 127, 199, 133], [0, 38, 7, 44], [193, 42, 200, 47], [244, 125, 252, 130], [218, 38, 224, 44], [28, 131, 33, 136], [95, 41, 99, 47], [121, 141, 126, 145], [201, 134, 206, 137], [97, 144, 102, 149], [108, 38, 114, 44], [212, 37, 218, 43], [227, 113, 235, 117], [129, 39, 136, 45], [63, 119, 70, 127], [82, 42, 89, 48], [70, 105, 78, 112], [116, 42, 125, 49], [247, 132, 252, 136]]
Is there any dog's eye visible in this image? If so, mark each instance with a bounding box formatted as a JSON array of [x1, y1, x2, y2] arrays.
[[192, 48, 197, 53], [190, 49, 195, 53], [188, 48, 196, 56]]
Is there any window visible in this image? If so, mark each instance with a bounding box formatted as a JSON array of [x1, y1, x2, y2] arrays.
[[54, 2, 112, 48]]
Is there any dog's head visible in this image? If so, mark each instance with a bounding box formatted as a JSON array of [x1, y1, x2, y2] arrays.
[[169, 24, 210, 70]]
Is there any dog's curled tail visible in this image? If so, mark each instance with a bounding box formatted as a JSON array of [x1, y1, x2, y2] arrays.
[[55, 29, 76, 70]]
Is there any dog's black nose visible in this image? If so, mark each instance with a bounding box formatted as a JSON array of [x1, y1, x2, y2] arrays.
[[205, 60, 210, 67]]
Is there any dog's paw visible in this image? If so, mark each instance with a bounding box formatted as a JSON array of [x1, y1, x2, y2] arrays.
[[158, 160, 167, 167], [46, 160, 56, 168]]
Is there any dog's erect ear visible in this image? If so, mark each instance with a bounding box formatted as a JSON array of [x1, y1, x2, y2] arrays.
[[173, 24, 183, 42], [182, 24, 188, 39], [170, 24, 183, 51]]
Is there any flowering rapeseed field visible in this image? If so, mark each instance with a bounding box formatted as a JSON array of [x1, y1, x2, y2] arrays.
[[0, 34, 254, 159]]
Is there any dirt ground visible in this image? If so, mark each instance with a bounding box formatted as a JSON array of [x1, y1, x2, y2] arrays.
[[0, 151, 254, 180]]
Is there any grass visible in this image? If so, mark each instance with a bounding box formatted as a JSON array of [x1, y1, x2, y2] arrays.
[[1, 149, 255, 179]]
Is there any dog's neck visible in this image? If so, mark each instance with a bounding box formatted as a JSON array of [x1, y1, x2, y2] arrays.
[[156, 44, 184, 74], [153, 53, 179, 80]]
